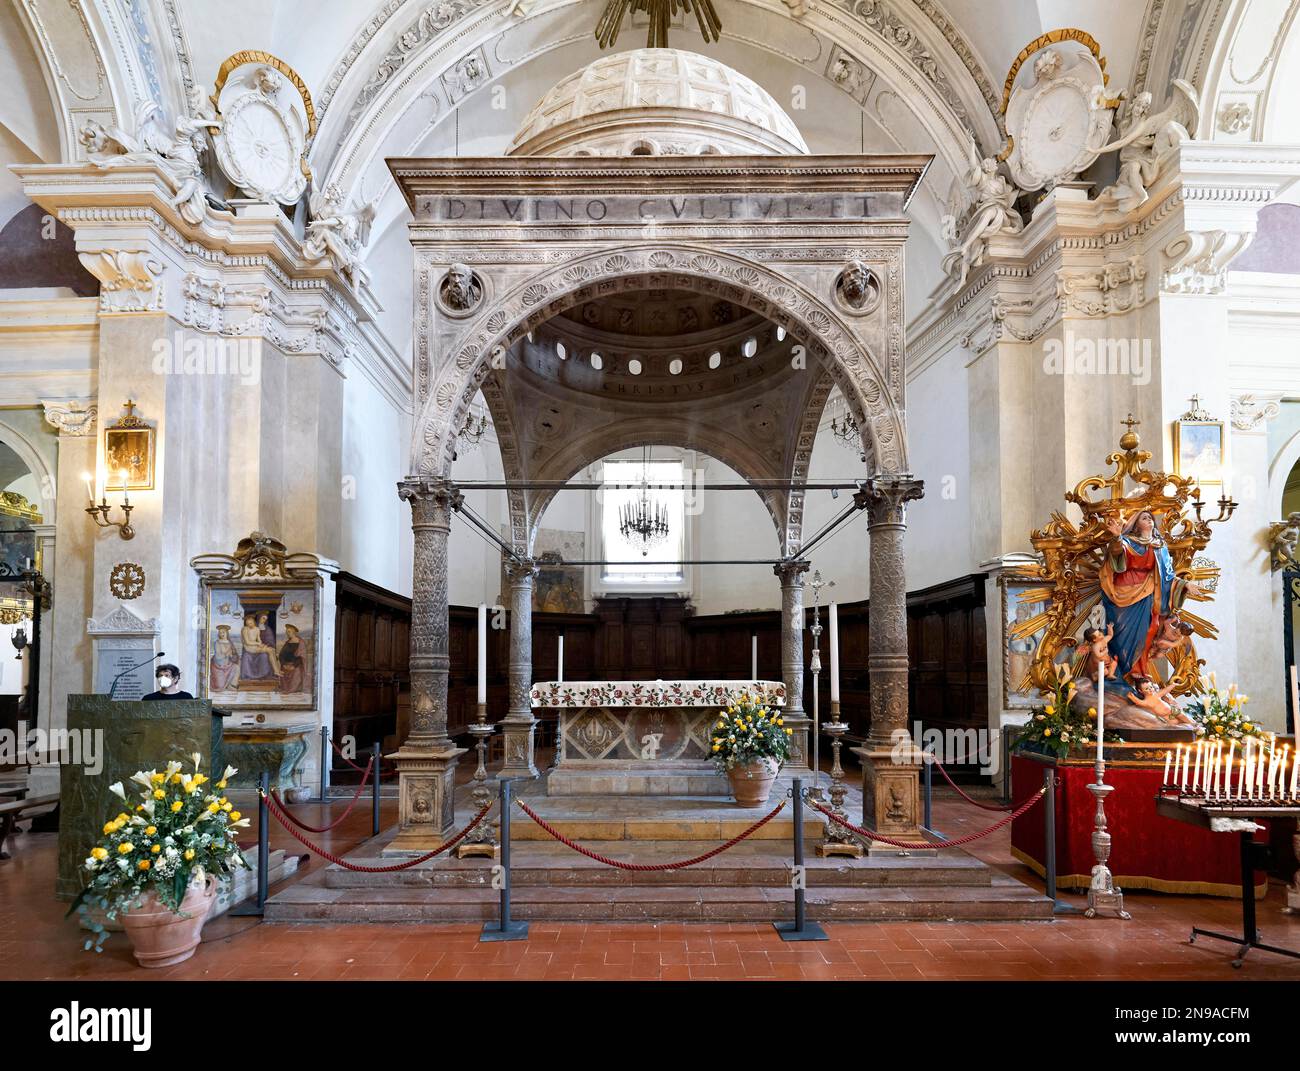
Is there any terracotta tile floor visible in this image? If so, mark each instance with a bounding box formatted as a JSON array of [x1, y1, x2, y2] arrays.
[[3, 788, 1300, 981]]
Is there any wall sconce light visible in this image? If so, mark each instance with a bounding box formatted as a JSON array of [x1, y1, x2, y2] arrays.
[[84, 469, 135, 540]]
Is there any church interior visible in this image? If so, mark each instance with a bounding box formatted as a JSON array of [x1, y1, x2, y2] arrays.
[[3, 0, 1300, 1018]]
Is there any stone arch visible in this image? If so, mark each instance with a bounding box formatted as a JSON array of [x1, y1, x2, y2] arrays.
[[412, 244, 907, 492], [524, 423, 789, 559], [472, 371, 531, 555], [314, 0, 996, 211], [1268, 425, 1300, 518], [0, 417, 56, 525]]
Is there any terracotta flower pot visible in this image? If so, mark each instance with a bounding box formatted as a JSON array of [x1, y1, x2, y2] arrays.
[[120, 873, 217, 968], [727, 757, 780, 807]]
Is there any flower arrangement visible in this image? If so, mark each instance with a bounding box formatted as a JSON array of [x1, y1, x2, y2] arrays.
[[710, 692, 791, 773], [1184, 674, 1267, 745], [1015, 666, 1121, 759], [69, 753, 250, 952]]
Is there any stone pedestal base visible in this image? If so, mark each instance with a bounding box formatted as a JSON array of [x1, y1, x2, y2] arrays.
[[383, 745, 466, 854], [852, 746, 935, 855], [498, 715, 538, 778], [782, 714, 813, 776]]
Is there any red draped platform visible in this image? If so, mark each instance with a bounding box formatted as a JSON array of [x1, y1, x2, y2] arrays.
[[1010, 752, 1266, 898]]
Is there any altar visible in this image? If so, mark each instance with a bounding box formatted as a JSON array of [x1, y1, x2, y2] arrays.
[[531, 679, 785, 796]]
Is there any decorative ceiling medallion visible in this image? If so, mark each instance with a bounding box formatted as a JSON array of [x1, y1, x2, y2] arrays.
[[211, 53, 312, 205], [109, 561, 146, 601], [595, 0, 720, 50]]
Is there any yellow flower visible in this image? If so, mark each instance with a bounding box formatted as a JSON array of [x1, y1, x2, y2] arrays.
[[150, 844, 162, 854], [138, 859, 150, 871], [1243, 722, 1253, 732], [1044, 705, 1055, 716], [118, 842, 134, 854], [712, 744, 721, 752], [228, 811, 241, 822], [144, 825, 156, 836], [222, 801, 232, 812], [153, 789, 165, 800], [170, 773, 182, 784], [171, 800, 184, 812], [150, 773, 164, 785], [91, 847, 108, 861], [785, 728, 793, 736], [1087, 708, 1096, 717], [102, 822, 115, 835], [1044, 729, 1053, 737], [207, 802, 220, 814], [184, 848, 195, 861], [216, 780, 227, 790]]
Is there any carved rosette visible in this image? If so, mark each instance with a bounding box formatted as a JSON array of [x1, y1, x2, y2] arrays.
[[863, 475, 923, 750], [399, 477, 462, 750], [500, 555, 540, 778]]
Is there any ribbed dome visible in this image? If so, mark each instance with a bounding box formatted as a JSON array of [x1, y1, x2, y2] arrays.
[[508, 48, 808, 157]]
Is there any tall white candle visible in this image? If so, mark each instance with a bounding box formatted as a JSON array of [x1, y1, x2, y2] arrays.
[[1163, 749, 1172, 785], [1096, 660, 1105, 751], [751, 634, 757, 681], [1259, 739, 1267, 797], [1226, 740, 1236, 798], [82, 471, 95, 506], [1180, 745, 1189, 791], [476, 604, 487, 705], [557, 634, 564, 683], [120, 468, 130, 507], [1209, 742, 1219, 797], [1245, 742, 1255, 800], [1193, 740, 1203, 793], [1279, 745, 1290, 799], [1291, 746, 1299, 801], [828, 602, 840, 704]]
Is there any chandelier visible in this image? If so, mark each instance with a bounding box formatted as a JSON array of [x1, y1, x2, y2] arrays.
[[619, 450, 671, 556], [595, 0, 721, 49], [830, 411, 861, 452], [457, 408, 492, 450]]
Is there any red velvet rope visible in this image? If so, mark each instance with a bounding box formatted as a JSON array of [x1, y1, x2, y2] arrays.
[[270, 756, 374, 833], [329, 736, 370, 774], [263, 793, 495, 871], [930, 755, 1013, 812], [515, 797, 788, 871], [810, 787, 1046, 851]]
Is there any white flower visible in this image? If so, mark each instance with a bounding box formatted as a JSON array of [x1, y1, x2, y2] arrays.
[[221, 765, 238, 782], [129, 770, 155, 792], [190, 751, 202, 770], [108, 781, 126, 801], [84, 857, 98, 870]]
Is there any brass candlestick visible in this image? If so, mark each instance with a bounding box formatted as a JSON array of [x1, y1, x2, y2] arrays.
[[1084, 747, 1130, 919]]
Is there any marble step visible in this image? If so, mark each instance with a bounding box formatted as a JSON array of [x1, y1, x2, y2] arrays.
[[322, 840, 997, 889], [265, 875, 1053, 923]]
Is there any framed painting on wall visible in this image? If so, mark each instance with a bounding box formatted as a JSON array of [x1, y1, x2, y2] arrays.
[[194, 533, 326, 711], [104, 401, 155, 491], [1001, 577, 1050, 709], [1173, 419, 1224, 486]]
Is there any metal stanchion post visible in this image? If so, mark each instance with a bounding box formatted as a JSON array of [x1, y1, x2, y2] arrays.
[[1044, 766, 1081, 916], [317, 726, 330, 803], [230, 770, 270, 918], [921, 748, 947, 840], [372, 741, 381, 838], [481, 777, 528, 942], [775, 777, 828, 942]]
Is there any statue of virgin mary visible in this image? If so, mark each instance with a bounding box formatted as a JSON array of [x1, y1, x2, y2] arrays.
[[1099, 508, 1203, 690]]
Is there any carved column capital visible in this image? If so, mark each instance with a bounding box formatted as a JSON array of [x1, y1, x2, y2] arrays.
[[41, 400, 98, 437], [504, 555, 539, 584], [773, 559, 811, 586], [859, 474, 924, 527], [398, 476, 463, 518], [1230, 392, 1283, 432]]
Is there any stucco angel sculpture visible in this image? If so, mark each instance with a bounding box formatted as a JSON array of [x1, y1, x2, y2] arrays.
[[1098, 79, 1199, 214], [1269, 512, 1300, 571], [80, 87, 220, 225], [302, 184, 378, 286], [938, 137, 1024, 290]]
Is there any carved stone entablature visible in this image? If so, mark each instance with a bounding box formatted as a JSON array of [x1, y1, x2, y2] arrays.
[[1057, 255, 1148, 317], [41, 400, 98, 437], [190, 530, 335, 582], [1230, 393, 1283, 432], [78, 250, 165, 315]]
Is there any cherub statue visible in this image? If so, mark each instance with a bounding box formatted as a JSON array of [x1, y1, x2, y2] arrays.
[[302, 183, 377, 286], [1077, 623, 1118, 681], [1268, 512, 1300, 571], [1129, 676, 1181, 721], [1149, 614, 1194, 663], [1098, 79, 1199, 213], [939, 136, 1024, 290]]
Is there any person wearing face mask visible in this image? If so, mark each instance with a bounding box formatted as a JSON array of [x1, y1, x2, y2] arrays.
[[143, 663, 195, 701]]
